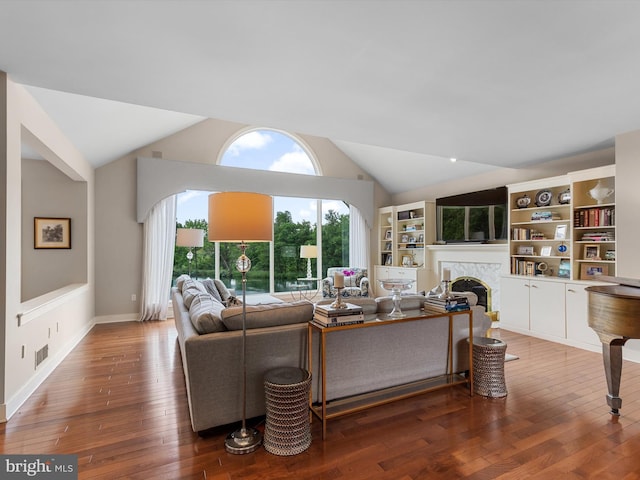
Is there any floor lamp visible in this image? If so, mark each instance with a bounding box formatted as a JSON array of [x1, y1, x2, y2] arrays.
[[176, 228, 204, 276], [208, 191, 273, 454], [300, 245, 318, 279]]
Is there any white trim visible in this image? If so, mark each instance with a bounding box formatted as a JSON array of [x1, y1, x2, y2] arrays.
[[137, 157, 374, 227], [17, 283, 88, 326], [93, 313, 141, 324]]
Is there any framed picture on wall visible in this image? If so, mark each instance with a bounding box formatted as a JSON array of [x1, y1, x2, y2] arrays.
[[34, 217, 71, 249]]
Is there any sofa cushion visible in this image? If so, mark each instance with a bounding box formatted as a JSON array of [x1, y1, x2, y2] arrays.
[[182, 279, 209, 309], [376, 294, 426, 313], [188, 293, 227, 334], [221, 301, 313, 330], [201, 278, 223, 303]]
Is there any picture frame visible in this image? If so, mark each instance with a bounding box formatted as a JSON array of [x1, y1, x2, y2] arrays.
[[384, 242, 392, 251], [554, 224, 567, 240], [583, 244, 600, 260], [385, 254, 393, 265], [540, 246, 552, 257], [34, 217, 71, 249], [401, 254, 412, 267], [581, 264, 608, 280], [517, 245, 534, 255], [401, 234, 409, 243], [384, 230, 392, 240], [558, 260, 571, 278], [418, 233, 424, 243]]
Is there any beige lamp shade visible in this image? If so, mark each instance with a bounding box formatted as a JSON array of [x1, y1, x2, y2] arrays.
[[300, 245, 318, 259], [208, 192, 273, 242], [176, 228, 204, 247]]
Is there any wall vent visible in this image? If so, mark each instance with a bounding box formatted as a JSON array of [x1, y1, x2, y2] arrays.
[[35, 344, 48, 369]]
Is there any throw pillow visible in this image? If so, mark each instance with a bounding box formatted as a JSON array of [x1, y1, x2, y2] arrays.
[[214, 279, 232, 303], [175, 274, 191, 291], [188, 293, 227, 334], [181, 279, 208, 309], [201, 278, 223, 303]]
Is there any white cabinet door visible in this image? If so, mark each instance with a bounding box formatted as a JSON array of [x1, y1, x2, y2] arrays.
[[500, 277, 531, 332], [565, 283, 600, 347], [529, 280, 566, 339]]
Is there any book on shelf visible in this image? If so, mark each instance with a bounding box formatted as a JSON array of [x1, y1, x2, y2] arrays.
[[530, 211, 561, 222], [312, 314, 364, 327], [314, 302, 363, 318]]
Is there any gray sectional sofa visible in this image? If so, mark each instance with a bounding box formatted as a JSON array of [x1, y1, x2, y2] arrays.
[[172, 275, 491, 433]]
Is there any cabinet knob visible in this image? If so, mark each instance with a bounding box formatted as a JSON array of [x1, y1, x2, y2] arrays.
[[525, 284, 530, 288], [567, 289, 576, 293], [531, 284, 538, 288]]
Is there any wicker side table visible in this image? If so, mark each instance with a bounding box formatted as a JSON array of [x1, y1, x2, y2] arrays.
[[263, 367, 312, 456], [469, 337, 508, 398]]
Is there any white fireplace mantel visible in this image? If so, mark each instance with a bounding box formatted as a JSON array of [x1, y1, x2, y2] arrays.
[[426, 244, 509, 312]]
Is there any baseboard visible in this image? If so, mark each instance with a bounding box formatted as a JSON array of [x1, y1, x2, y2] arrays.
[[93, 313, 140, 324], [4, 320, 94, 422]]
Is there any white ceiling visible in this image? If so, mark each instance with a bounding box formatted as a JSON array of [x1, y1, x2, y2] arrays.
[[2, 0, 639, 194]]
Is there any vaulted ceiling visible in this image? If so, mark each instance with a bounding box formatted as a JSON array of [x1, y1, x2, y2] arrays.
[[1, 1, 639, 194]]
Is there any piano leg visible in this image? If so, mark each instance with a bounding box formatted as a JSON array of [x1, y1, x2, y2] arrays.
[[602, 339, 628, 416]]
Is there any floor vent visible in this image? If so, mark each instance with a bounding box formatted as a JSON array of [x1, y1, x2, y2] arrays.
[[35, 344, 48, 369]]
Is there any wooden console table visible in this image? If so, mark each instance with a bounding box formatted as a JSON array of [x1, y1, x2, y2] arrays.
[[307, 309, 474, 439]]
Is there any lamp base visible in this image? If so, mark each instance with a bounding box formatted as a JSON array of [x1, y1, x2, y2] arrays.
[[225, 427, 262, 454]]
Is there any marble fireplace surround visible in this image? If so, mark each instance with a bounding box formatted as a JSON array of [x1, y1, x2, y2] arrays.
[[426, 244, 509, 313]]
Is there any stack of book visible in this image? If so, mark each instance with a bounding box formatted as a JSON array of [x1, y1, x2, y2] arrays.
[[423, 295, 470, 314], [313, 303, 364, 327], [531, 211, 562, 222]]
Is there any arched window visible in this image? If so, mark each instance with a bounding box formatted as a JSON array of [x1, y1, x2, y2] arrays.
[[174, 129, 350, 294]]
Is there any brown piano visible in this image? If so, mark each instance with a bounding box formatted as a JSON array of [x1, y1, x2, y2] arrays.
[[586, 276, 640, 416]]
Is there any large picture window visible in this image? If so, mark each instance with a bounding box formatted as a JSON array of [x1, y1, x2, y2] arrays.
[[173, 129, 350, 293]]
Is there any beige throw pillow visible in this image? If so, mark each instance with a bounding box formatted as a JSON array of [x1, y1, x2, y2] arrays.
[[188, 293, 227, 334]]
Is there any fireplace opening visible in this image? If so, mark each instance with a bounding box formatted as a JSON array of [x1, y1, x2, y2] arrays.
[[451, 276, 491, 311]]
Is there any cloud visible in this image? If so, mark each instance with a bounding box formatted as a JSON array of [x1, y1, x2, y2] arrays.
[[227, 131, 273, 156], [269, 145, 315, 175], [177, 190, 208, 205]]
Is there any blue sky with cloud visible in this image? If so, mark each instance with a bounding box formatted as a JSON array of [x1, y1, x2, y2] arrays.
[[176, 130, 348, 225]]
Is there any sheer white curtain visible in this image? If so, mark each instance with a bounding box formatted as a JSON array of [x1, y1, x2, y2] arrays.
[[140, 195, 177, 321], [349, 204, 370, 271]]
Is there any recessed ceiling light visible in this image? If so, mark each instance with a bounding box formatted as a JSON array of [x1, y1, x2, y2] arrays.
[[450, 157, 457, 163]]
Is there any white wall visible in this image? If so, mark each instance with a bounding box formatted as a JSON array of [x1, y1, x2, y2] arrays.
[[615, 130, 640, 278], [1, 74, 95, 422]]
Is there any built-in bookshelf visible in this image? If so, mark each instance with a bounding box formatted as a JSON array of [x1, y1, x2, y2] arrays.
[[506, 165, 616, 281], [376, 201, 434, 294]]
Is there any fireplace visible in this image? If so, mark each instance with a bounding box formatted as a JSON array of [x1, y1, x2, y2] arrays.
[[440, 260, 502, 313], [451, 276, 491, 311]]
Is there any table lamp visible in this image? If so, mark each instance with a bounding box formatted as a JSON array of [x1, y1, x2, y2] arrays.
[[299, 245, 318, 279], [208, 191, 273, 454], [176, 228, 204, 276]]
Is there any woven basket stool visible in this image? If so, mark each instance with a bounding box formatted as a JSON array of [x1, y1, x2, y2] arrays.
[[263, 367, 312, 456], [469, 337, 508, 398]]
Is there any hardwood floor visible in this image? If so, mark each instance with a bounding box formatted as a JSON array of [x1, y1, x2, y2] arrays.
[[3, 321, 640, 479]]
